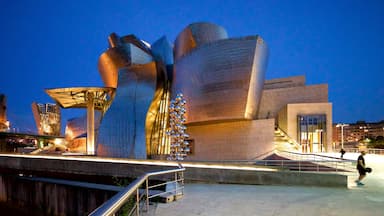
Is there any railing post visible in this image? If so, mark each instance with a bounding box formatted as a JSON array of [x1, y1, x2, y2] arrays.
[[175, 172, 178, 196], [298, 160, 301, 172], [180, 171, 185, 195], [145, 178, 149, 212], [136, 188, 140, 216], [281, 160, 283, 169]]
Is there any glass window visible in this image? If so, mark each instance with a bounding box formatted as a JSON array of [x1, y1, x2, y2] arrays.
[[297, 114, 327, 153]]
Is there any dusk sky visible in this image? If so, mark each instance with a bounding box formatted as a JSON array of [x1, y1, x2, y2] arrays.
[[0, 0, 383, 133]]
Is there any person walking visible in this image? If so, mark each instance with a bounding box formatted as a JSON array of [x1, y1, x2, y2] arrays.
[[340, 148, 346, 159], [355, 151, 367, 186]]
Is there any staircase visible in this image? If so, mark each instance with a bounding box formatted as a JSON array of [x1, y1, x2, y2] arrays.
[[274, 128, 300, 152]]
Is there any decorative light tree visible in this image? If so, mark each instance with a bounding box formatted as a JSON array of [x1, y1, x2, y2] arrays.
[[167, 93, 190, 160]]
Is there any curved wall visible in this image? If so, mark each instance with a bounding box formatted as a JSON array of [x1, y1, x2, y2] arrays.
[[98, 34, 153, 88], [173, 36, 268, 123], [97, 63, 157, 159], [174, 22, 228, 60]]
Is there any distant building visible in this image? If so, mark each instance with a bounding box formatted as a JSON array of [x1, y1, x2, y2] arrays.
[[32, 102, 61, 136], [333, 120, 384, 148], [0, 94, 9, 132]]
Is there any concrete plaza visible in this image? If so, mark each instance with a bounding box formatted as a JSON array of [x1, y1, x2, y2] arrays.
[[155, 153, 384, 216]]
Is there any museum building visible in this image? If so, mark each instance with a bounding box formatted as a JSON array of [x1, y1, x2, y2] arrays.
[[49, 22, 332, 160]]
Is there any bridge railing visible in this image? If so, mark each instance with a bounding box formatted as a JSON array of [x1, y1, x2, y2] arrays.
[[253, 159, 354, 173], [89, 165, 185, 216], [276, 150, 356, 172], [338, 148, 384, 155]]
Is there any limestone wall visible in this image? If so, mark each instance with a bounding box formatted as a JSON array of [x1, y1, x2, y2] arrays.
[[185, 119, 275, 160]]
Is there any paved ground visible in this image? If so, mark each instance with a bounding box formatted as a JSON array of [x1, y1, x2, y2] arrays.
[[155, 153, 384, 216]]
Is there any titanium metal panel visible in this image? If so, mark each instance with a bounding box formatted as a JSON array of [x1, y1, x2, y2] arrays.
[[65, 112, 102, 140], [174, 22, 228, 60], [97, 62, 157, 159], [98, 34, 153, 88], [173, 36, 268, 123], [151, 36, 174, 66]]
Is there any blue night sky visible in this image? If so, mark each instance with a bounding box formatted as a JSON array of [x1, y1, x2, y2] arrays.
[[0, 0, 383, 133]]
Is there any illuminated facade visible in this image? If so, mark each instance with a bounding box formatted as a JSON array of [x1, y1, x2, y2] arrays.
[[96, 34, 172, 159], [45, 87, 114, 155], [31, 102, 61, 136], [333, 120, 384, 147], [262, 76, 332, 153], [60, 22, 332, 159], [0, 94, 9, 132]]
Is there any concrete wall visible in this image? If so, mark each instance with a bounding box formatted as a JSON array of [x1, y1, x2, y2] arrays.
[[258, 83, 328, 120], [0, 175, 117, 215], [263, 75, 305, 90], [0, 155, 348, 188], [184, 167, 347, 188], [186, 119, 275, 160], [278, 103, 333, 152]]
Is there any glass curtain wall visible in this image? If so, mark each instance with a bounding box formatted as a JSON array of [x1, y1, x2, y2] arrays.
[[297, 114, 326, 153]]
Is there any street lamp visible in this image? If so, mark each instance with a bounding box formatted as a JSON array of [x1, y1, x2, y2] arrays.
[[336, 123, 349, 149]]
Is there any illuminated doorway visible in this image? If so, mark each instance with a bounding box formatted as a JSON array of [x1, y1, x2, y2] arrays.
[[298, 115, 326, 153]]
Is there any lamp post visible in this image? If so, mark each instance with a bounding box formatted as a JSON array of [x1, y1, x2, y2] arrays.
[[336, 123, 349, 149]]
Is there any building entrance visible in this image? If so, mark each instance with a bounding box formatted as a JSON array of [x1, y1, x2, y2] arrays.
[[297, 115, 326, 153]]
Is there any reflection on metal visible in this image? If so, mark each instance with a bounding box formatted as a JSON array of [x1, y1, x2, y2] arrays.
[[97, 63, 158, 158], [98, 33, 153, 88], [147, 36, 174, 157], [31, 102, 61, 136], [94, 22, 269, 159], [173, 23, 269, 123], [174, 22, 228, 60], [45, 87, 115, 155], [97, 34, 173, 159], [167, 93, 190, 160]]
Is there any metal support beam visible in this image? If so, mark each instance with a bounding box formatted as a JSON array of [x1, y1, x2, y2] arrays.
[[87, 92, 95, 155]]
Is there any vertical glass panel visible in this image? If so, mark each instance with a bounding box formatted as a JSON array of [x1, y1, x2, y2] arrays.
[[297, 114, 327, 153]]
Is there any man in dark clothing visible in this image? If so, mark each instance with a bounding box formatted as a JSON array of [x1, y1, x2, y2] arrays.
[[340, 148, 346, 159], [355, 151, 366, 186]]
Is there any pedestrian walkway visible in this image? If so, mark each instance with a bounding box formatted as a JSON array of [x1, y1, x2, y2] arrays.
[[155, 153, 384, 216]]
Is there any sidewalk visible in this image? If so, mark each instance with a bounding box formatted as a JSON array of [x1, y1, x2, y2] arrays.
[[155, 153, 384, 216]]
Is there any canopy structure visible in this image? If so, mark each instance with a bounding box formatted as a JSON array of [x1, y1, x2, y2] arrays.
[[45, 87, 115, 155]]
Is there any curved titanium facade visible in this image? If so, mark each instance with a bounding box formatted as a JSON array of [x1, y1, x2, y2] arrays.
[[173, 36, 269, 123], [94, 22, 269, 159], [98, 34, 153, 88], [97, 34, 172, 159], [174, 22, 228, 61], [97, 63, 157, 158]]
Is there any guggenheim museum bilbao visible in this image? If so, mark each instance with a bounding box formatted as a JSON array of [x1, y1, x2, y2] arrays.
[[50, 22, 332, 160]]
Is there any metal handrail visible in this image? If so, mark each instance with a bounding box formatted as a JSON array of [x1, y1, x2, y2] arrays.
[[276, 150, 355, 172], [89, 165, 185, 216], [254, 159, 354, 172], [337, 147, 384, 155], [278, 150, 343, 161]]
